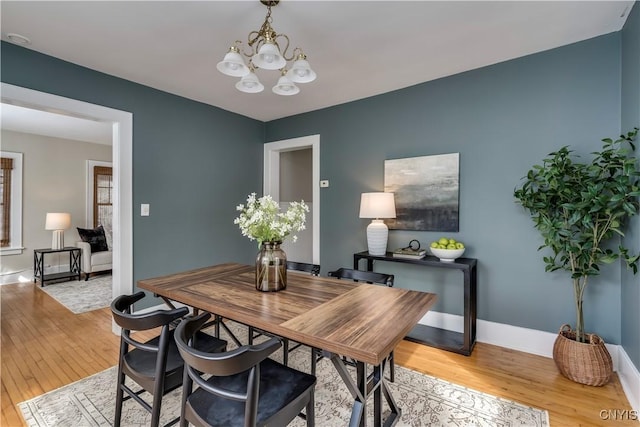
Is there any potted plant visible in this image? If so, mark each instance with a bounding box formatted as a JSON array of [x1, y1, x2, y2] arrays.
[[513, 128, 640, 386]]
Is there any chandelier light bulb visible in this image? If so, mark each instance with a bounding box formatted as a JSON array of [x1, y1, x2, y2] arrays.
[[286, 55, 316, 83], [272, 74, 300, 96], [253, 42, 286, 70], [236, 71, 265, 93], [217, 47, 250, 77]]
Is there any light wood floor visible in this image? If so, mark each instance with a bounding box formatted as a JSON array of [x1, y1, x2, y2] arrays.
[[2, 281, 636, 426]]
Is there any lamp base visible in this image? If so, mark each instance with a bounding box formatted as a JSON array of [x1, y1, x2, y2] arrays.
[[51, 230, 64, 250], [366, 220, 389, 256]]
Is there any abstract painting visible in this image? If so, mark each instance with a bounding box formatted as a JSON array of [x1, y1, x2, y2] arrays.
[[384, 153, 459, 231]]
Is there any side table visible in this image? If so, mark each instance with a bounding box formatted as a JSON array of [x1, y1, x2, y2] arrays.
[[33, 247, 82, 287]]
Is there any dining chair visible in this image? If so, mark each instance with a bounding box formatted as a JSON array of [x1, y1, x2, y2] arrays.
[[174, 312, 317, 427], [248, 260, 321, 366], [323, 268, 396, 382], [111, 292, 227, 427]]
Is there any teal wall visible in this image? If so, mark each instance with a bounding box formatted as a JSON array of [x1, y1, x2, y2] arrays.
[[266, 33, 627, 344], [1, 42, 265, 308], [621, 2, 640, 369]]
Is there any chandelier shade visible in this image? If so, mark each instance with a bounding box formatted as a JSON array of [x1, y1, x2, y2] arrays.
[[287, 55, 316, 83], [236, 71, 265, 93], [217, 0, 316, 96], [272, 74, 299, 96], [252, 42, 286, 70], [216, 47, 250, 77]]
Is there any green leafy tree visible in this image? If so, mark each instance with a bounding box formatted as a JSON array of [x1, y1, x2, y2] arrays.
[[514, 128, 640, 343]]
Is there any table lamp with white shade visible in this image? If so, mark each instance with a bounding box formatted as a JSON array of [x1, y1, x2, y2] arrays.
[[45, 212, 71, 250], [359, 192, 396, 256]]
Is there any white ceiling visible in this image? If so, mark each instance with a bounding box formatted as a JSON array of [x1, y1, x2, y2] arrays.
[[1, 103, 113, 145], [0, 0, 634, 136]]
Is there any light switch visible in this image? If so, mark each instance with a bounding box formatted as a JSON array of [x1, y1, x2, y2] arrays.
[[141, 204, 150, 216], [320, 180, 329, 188]]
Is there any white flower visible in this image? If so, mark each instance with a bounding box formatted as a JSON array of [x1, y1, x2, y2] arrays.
[[234, 193, 309, 247]]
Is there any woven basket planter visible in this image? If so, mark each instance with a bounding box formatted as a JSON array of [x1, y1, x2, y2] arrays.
[[552, 324, 612, 386]]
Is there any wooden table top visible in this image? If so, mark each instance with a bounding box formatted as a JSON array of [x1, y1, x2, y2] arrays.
[[138, 263, 438, 366]]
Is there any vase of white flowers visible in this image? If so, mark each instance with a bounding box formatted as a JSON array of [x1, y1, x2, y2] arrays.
[[234, 193, 309, 292]]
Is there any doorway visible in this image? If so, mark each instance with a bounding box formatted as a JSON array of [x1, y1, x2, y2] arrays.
[[1, 83, 133, 332], [263, 135, 320, 265]]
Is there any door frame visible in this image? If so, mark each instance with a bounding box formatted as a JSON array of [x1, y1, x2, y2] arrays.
[[1, 83, 133, 332], [263, 135, 320, 265]]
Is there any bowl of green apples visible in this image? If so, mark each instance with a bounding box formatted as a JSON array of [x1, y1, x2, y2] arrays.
[[429, 237, 465, 262]]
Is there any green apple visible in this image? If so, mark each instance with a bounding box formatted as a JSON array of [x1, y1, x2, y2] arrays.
[[456, 242, 465, 249], [430, 241, 439, 248], [438, 237, 449, 245]]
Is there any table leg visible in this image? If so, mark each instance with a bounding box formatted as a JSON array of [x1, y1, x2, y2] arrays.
[[329, 353, 400, 427]]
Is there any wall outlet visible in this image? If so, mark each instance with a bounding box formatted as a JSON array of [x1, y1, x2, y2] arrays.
[[320, 180, 329, 188], [141, 204, 150, 216]]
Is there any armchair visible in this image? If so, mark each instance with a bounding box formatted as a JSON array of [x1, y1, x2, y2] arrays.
[[76, 240, 112, 280]]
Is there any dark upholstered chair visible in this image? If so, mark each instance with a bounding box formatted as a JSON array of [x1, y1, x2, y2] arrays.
[[174, 313, 316, 427], [111, 292, 227, 427], [248, 261, 321, 366], [325, 268, 396, 381]]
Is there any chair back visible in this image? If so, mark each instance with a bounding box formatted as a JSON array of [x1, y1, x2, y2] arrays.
[[175, 313, 286, 426], [328, 268, 394, 287], [287, 260, 321, 276]]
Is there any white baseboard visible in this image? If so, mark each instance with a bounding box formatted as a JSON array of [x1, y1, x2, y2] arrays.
[[617, 347, 640, 413], [419, 311, 620, 368]]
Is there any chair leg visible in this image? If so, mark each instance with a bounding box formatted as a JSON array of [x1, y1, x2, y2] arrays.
[[389, 351, 395, 383], [248, 326, 254, 345], [310, 348, 317, 376], [282, 338, 289, 366], [306, 390, 315, 427], [114, 368, 125, 427]]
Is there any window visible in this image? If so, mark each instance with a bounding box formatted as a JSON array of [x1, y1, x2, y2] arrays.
[[0, 151, 23, 254], [93, 166, 113, 228]]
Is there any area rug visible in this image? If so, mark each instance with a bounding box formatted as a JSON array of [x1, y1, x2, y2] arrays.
[[18, 321, 549, 427], [38, 275, 112, 314]]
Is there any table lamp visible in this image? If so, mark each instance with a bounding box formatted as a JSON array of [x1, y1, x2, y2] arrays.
[[45, 212, 71, 250], [359, 192, 396, 256]]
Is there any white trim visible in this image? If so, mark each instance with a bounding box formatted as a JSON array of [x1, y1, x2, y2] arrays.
[[618, 346, 640, 413], [420, 311, 621, 368], [1, 83, 133, 335], [0, 151, 23, 255], [85, 160, 112, 228], [263, 135, 320, 265]]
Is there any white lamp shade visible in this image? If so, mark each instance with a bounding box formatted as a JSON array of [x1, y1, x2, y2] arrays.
[[45, 212, 71, 230], [252, 42, 286, 70], [272, 75, 300, 96], [236, 72, 265, 93], [217, 49, 250, 77], [286, 58, 316, 83], [359, 192, 396, 219]]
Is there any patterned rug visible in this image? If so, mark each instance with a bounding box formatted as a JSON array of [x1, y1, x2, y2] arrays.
[[18, 322, 549, 427], [38, 275, 112, 314]]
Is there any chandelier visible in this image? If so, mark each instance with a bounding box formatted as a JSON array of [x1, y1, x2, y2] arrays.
[[216, 0, 316, 96]]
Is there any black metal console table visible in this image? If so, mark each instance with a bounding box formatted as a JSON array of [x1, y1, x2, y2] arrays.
[[33, 247, 82, 287], [354, 251, 477, 356]]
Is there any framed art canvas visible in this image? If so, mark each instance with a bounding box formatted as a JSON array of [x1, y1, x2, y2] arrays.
[[384, 153, 459, 231]]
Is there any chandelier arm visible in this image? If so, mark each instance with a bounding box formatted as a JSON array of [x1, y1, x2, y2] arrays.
[[273, 33, 293, 61]]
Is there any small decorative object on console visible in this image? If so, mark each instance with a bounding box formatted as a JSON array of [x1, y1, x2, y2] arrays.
[[393, 239, 426, 259]]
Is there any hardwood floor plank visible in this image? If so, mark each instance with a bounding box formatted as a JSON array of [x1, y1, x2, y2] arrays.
[[2, 281, 637, 426]]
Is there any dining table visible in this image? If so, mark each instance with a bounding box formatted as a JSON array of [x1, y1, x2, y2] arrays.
[[138, 262, 438, 427]]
